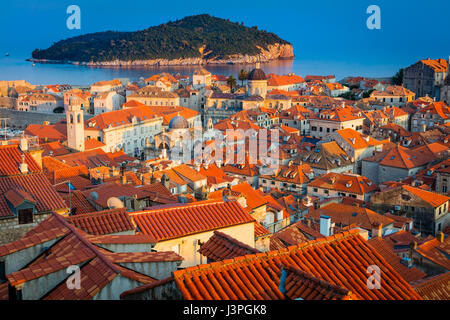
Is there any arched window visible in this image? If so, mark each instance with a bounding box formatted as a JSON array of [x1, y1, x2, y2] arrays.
[[70, 115, 74, 124], [77, 114, 81, 123]]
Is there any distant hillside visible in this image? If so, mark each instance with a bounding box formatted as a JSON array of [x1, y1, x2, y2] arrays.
[[31, 14, 294, 65]]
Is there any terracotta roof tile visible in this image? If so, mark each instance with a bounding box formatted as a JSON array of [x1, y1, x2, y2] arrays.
[[411, 272, 450, 300], [367, 237, 426, 282], [166, 230, 421, 300], [0, 145, 42, 176], [130, 200, 255, 242], [270, 220, 325, 250], [103, 251, 183, 264], [416, 236, 450, 270], [65, 208, 135, 235], [0, 173, 68, 217], [283, 266, 355, 300], [198, 231, 260, 262], [307, 203, 394, 231], [307, 172, 377, 195], [42, 257, 118, 300]]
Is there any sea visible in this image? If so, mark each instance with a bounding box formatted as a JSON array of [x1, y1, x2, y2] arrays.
[[0, 53, 399, 86]]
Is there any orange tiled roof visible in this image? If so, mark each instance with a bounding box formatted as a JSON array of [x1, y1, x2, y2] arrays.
[[65, 208, 135, 235], [0, 211, 181, 300], [372, 85, 416, 97], [122, 100, 147, 108], [336, 128, 387, 149], [198, 230, 260, 262], [415, 237, 450, 270], [254, 221, 270, 237], [307, 172, 377, 195], [129, 200, 255, 242], [411, 272, 450, 300], [267, 73, 305, 87], [283, 266, 355, 300], [167, 230, 421, 300], [367, 237, 426, 283], [55, 149, 119, 169], [368, 143, 444, 169], [61, 190, 96, 214], [401, 185, 449, 208], [84, 138, 106, 150], [91, 79, 122, 87], [420, 58, 448, 73], [307, 203, 393, 231], [25, 123, 67, 142], [270, 220, 324, 250], [85, 106, 159, 131], [0, 173, 68, 217], [0, 145, 42, 176], [416, 101, 450, 120], [43, 257, 118, 300]]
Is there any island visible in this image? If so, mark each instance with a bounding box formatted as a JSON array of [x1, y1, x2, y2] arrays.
[[30, 14, 294, 66]]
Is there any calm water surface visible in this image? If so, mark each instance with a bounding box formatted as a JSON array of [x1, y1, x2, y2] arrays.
[[0, 54, 399, 85]]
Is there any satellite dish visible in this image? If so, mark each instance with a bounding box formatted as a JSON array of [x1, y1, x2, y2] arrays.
[[107, 197, 124, 209], [90, 191, 99, 201]]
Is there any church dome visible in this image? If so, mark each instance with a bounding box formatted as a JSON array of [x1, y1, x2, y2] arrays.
[[169, 115, 188, 129], [248, 65, 266, 81]]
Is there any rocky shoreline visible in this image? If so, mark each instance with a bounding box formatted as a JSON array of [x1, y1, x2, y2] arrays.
[[28, 43, 294, 67]]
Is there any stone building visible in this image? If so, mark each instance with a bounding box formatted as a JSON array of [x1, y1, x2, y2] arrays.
[[370, 185, 450, 236], [403, 58, 448, 100]]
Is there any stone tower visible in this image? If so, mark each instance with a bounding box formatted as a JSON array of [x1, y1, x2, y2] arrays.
[[66, 98, 85, 152]]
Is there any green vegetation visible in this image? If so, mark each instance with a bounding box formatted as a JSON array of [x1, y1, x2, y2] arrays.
[[392, 68, 404, 86], [227, 76, 237, 91], [363, 89, 375, 98], [32, 14, 290, 62], [338, 92, 357, 100], [238, 69, 248, 86]]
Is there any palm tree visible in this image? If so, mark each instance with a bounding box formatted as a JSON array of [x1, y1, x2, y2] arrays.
[[238, 69, 247, 86], [227, 76, 237, 91]]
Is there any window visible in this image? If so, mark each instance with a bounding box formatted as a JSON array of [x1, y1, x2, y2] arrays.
[[18, 208, 33, 225], [0, 261, 5, 282]]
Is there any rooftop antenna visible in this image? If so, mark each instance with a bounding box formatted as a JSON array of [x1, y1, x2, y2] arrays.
[[0, 118, 10, 140]]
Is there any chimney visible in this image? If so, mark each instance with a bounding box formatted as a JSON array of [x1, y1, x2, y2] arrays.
[[19, 154, 28, 174], [436, 231, 445, 243], [19, 138, 28, 152], [320, 215, 331, 237], [371, 223, 383, 238]]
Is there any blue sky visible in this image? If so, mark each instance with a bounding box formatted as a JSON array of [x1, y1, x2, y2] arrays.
[[1, 0, 449, 75]]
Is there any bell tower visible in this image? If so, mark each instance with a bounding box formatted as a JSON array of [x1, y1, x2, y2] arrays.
[[66, 100, 85, 152]]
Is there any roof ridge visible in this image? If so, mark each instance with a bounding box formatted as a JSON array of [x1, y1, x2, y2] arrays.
[[213, 230, 260, 253], [173, 230, 361, 279], [285, 265, 351, 295], [50, 212, 121, 275], [130, 199, 232, 216]]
